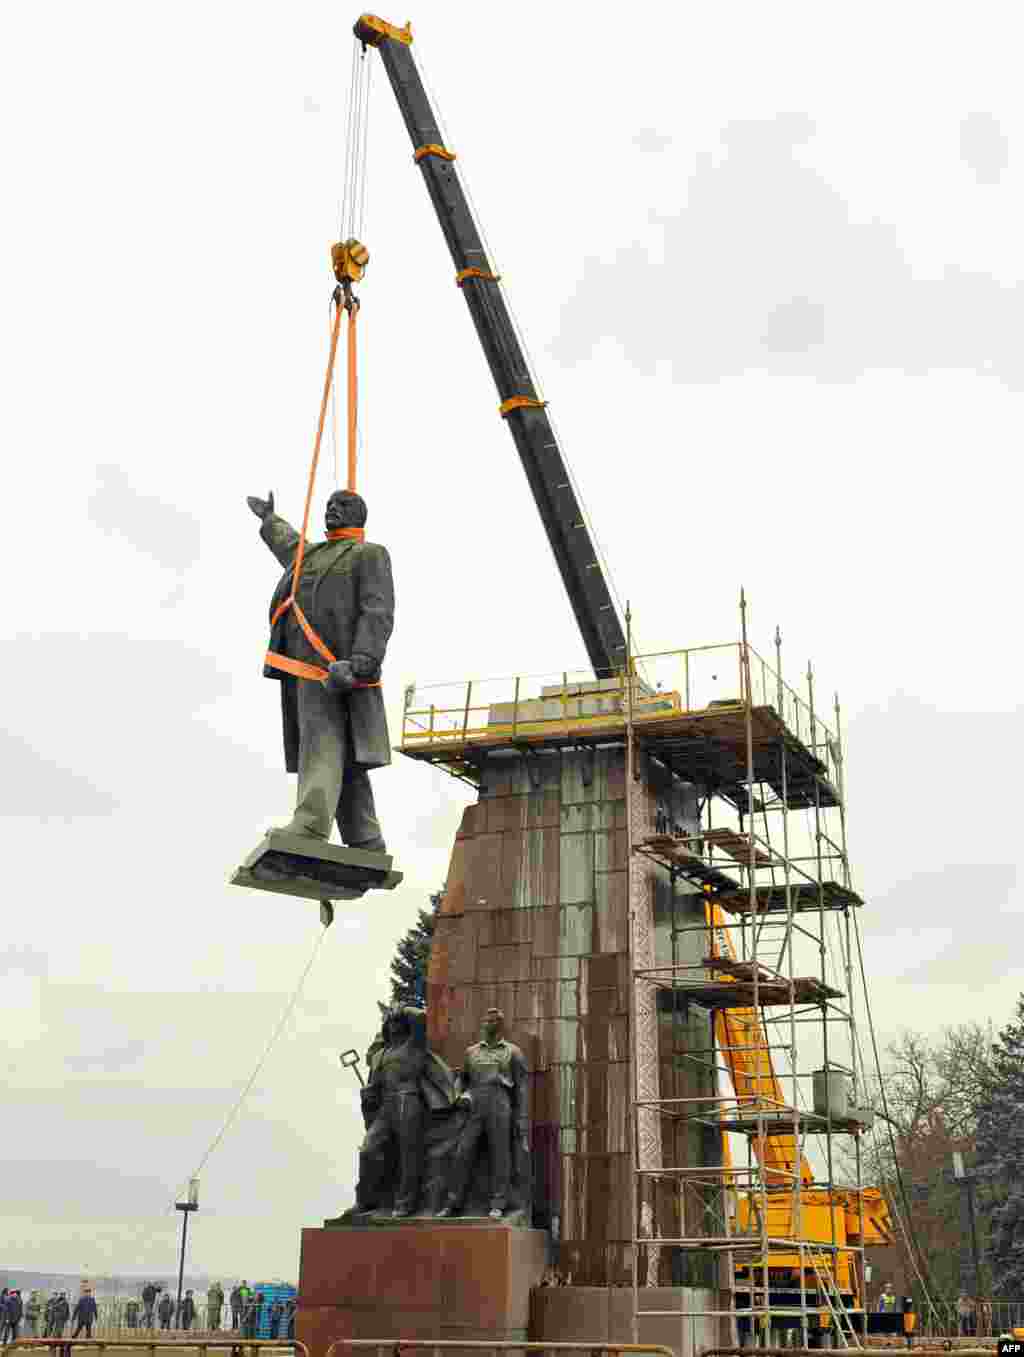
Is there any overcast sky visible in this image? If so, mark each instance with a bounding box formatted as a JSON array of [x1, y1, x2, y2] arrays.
[[3, 0, 1023, 1282]]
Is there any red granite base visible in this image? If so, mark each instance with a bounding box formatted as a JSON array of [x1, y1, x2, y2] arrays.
[[297, 1224, 549, 1357]]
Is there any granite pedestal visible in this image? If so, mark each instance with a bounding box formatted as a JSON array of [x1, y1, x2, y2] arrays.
[[297, 1222, 548, 1357]]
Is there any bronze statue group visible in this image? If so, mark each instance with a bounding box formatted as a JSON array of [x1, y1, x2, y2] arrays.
[[350, 1005, 529, 1221]]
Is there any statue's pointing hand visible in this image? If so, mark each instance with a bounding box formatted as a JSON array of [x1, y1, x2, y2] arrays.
[[247, 490, 275, 520]]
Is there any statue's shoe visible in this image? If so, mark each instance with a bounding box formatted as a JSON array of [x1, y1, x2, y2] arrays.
[[351, 838, 388, 855], [435, 1205, 459, 1218], [489, 1207, 504, 1219]]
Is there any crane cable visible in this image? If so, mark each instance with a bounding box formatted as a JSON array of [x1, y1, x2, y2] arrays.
[[264, 41, 374, 689]]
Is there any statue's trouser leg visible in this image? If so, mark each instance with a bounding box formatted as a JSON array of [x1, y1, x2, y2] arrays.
[[337, 764, 385, 853], [481, 1089, 512, 1210], [392, 1090, 425, 1213], [446, 1107, 487, 1207], [357, 1107, 394, 1207], [288, 680, 348, 839]]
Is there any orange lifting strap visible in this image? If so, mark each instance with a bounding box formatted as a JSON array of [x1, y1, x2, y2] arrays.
[[264, 295, 381, 689]]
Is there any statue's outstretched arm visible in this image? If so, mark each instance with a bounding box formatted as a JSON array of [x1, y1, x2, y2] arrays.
[[259, 511, 307, 571]]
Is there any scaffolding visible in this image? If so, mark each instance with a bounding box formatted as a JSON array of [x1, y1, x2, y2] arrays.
[[623, 594, 872, 1352], [398, 598, 880, 1348]]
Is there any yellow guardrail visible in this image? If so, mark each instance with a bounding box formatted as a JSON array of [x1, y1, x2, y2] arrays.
[[400, 638, 835, 759]]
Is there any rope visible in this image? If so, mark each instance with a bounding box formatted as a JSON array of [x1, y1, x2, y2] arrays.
[[264, 292, 379, 687], [175, 923, 331, 1199], [291, 298, 344, 593], [347, 302, 358, 491]]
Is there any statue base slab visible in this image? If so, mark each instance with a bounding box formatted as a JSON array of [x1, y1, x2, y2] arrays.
[[230, 830, 403, 902], [297, 1223, 548, 1356]]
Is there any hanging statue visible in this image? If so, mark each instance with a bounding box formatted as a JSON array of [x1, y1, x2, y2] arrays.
[[232, 485, 401, 907], [247, 486, 394, 850]]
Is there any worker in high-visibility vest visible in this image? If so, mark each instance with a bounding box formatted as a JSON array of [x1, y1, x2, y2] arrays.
[[878, 1283, 896, 1312]]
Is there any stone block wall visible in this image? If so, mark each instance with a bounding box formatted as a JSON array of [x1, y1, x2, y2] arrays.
[[427, 744, 720, 1286]]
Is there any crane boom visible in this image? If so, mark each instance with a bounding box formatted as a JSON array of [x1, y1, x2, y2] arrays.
[[354, 14, 627, 677]]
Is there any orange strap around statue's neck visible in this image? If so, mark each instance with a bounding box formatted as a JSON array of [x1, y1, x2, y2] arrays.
[[326, 526, 365, 542]]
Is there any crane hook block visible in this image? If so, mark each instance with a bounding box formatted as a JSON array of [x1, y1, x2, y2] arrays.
[[332, 238, 369, 286]]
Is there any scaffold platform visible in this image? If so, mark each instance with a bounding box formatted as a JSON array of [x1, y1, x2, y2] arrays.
[[654, 954, 844, 1008], [716, 880, 863, 915], [400, 695, 839, 809]]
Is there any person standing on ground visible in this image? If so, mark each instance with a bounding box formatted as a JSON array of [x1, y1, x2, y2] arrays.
[[180, 1290, 196, 1332], [877, 1283, 896, 1313], [25, 1290, 41, 1337], [269, 1299, 284, 1338], [206, 1281, 224, 1331], [285, 1299, 296, 1340], [229, 1284, 241, 1330], [157, 1292, 173, 1331], [54, 1292, 70, 1336], [238, 1281, 252, 1334], [141, 1282, 157, 1329], [243, 1291, 262, 1339], [70, 1289, 97, 1339], [7, 1289, 24, 1342]]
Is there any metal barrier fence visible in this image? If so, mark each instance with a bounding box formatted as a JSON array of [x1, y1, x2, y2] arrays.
[[907, 1300, 1024, 1340], [1, 1343, 303, 1355], [326, 1345, 675, 1357], [14, 1303, 294, 1343]]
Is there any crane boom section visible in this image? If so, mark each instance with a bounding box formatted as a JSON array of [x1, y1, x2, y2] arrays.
[[354, 14, 627, 677], [708, 902, 812, 1186]]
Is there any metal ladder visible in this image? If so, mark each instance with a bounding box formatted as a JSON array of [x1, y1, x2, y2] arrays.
[[809, 1251, 860, 1349]]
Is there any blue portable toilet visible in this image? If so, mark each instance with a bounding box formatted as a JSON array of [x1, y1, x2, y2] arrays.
[[252, 1282, 297, 1339]]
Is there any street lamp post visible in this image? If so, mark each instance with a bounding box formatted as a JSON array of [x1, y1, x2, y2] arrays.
[[952, 1153, 982, 1301], [174, 1178, 200, 1328]]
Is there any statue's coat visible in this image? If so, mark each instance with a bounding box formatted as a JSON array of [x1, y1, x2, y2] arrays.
[[260, 513, 394, 771]]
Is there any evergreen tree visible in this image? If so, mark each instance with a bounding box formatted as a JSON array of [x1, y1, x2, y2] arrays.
[[382, 890, 442, 1010], [976, 994, 1024, 1295]]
